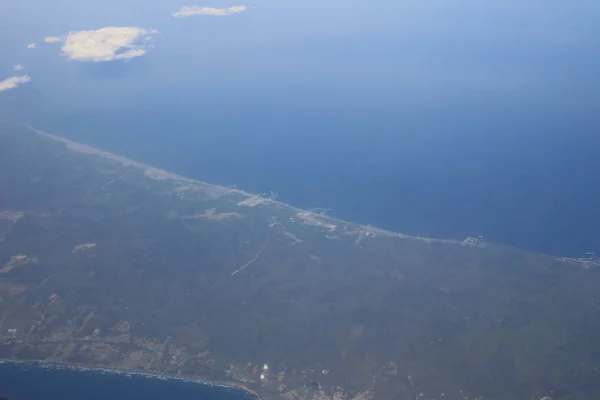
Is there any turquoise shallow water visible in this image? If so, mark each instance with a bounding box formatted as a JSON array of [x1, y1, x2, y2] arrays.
[[0, 361, 254, 400]]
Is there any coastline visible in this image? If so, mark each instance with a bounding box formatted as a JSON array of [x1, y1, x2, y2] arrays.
[[25, 123, 466, 248], [0, 358, 262, 400], [21, 123, 597, 266], [31, 124, 596, 270]]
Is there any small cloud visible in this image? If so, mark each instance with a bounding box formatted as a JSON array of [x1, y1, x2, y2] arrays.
[[44, 36, 62, 44], [0, 75, 31, 93], [26, 43, 36, 49], [172, 5, 247, 18], [13, 64, 25, 71], [61, 26, 154, 62]]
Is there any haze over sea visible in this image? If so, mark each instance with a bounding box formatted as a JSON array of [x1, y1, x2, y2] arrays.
[[2, 2, 600, 254]]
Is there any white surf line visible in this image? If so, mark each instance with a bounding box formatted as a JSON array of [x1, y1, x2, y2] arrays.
[[26, 124, 466, 246], [231, 239, 269, 276]]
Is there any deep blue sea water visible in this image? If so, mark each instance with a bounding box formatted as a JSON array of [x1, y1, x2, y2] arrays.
[[0, 362, 253, 400]]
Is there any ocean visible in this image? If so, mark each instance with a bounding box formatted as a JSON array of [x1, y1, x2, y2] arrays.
[[0, 362, 253, 400]]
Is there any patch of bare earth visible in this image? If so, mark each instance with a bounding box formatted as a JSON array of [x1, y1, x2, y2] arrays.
[[0, 254, 38, 273]]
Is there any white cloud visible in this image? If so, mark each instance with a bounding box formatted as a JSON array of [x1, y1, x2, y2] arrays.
[[44, 36, 62, 43], [61, 27, 154, 62], [0, 75, 31, 92], [172, 5, 247, 18], [26, 43, 36, 49], [13, 64, 25, 71]]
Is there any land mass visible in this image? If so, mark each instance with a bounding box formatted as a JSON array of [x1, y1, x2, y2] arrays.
[[1, 121, 599, 400]]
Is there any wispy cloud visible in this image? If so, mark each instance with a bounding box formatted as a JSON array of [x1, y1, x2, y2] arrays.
[[44, 36, 62, 44], [172, 5, 247, 18], [114, 48, 147, 61], [61, 27, 155, 62], [13, 64, 25, 71], [0, 75, 31, 92], [26, 43, 36, 49]]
